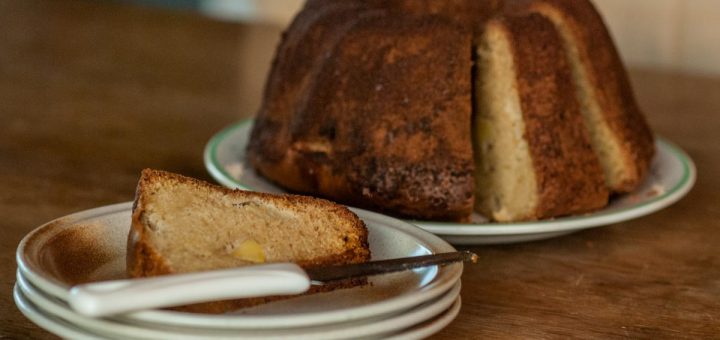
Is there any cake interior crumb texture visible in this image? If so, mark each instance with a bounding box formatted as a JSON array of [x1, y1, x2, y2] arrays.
[[474, 21, 538, 222], [137, 171, 368, 274]]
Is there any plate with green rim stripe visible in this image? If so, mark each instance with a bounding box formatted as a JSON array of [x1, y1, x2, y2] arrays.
[[204, 118, 696, 245]]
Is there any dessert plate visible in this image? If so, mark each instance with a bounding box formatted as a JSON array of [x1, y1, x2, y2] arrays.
[[205, 119, 696, 244], [16, 270, 461, 340], [16, 202, 461, 329], [14, 282, 461, 340]]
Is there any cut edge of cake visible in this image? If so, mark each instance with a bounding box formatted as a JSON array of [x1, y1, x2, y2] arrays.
[[474, 18, 538, 221]]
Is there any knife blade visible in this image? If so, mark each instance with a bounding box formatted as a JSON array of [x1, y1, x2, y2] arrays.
[[68, 251, 477, 317], [306, 250, 478, 283]]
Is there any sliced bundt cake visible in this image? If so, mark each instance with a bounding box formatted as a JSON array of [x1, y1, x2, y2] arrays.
[[246, 0, 654, 222]]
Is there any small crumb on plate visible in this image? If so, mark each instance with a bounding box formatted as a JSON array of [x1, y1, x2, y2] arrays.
[[225, 162, 244, 180]]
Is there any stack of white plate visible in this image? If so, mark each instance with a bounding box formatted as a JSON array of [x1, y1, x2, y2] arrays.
[[15, 203, 464, 339]]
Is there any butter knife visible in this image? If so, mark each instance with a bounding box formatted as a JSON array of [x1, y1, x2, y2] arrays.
[[69, 251, 476, 317]]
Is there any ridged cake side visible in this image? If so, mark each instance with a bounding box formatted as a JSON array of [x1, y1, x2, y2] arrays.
[[511, 0, 656, 193], [249, 13, 475, 221], [474, 14, 609, 221]]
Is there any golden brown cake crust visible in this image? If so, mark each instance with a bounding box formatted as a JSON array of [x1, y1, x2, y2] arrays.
[[248, 15, 475, 221], [509, 0, 655, 192], [496, 14, 609, 219], [127, 169, 370, 313], [248, 2, 378, 168]]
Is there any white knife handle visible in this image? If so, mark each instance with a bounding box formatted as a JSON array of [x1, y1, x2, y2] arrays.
[[68, 263, 311, 317]]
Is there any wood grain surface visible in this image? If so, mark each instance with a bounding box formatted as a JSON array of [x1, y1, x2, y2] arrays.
[[1, 1, 718, 339]]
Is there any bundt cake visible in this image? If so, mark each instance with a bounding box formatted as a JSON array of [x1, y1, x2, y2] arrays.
[[247, 0, 655, 222], [127, 169, 370, 313]]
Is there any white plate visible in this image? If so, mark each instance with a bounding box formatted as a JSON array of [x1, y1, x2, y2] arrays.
[[14, 284, 107, 340], [205, 119, 696, 244], [16, 270, 461, 340], [14, 283, 460, 340], [16, 202, 462, 329], [385, 297, 460, 340]]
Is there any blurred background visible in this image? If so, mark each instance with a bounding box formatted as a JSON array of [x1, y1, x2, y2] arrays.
[[123, 0, 720, 77], [101, 0, 719, 120]]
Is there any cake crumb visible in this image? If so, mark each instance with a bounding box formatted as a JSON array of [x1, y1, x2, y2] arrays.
[[646, 184, 666, 198], [225, 162, 244, 180]]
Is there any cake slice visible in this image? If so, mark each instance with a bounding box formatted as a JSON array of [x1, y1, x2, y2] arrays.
[[473, 13, 609, 222], [512, 0, 655, 193], [127, 169, 370, 313]]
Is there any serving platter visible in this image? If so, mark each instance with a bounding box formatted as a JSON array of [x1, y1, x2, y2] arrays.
[[205, 119, 696, 244], [16, 202, 462, 329]]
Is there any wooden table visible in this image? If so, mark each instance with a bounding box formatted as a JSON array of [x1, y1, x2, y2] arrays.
[[1, 1, 718, 338]]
